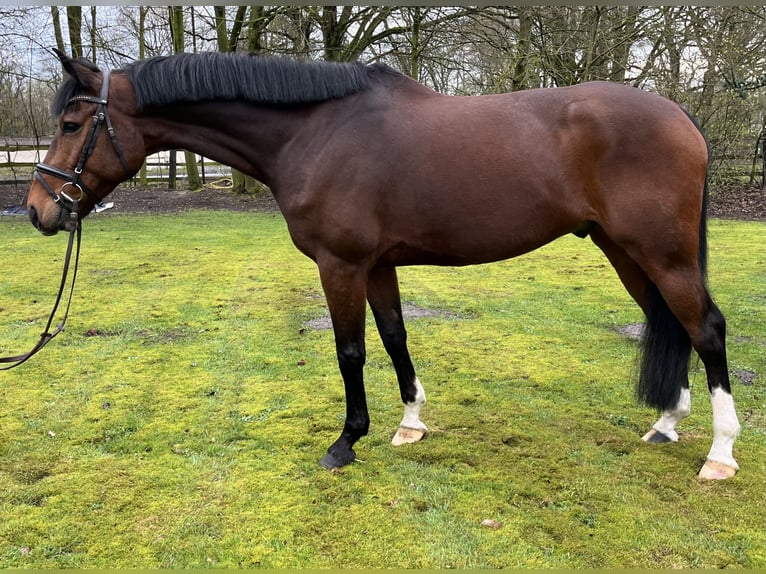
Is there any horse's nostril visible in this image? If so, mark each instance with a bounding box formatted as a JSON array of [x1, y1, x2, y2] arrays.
[[28, 206, 40, 229], [28, 205, 59, 236]]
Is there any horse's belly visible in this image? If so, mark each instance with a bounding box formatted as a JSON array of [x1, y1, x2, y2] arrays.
[[379, 220, 572, 267]]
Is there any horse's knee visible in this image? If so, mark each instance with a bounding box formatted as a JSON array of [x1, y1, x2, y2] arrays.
[[345, 415, 370, 438], [378, 324, 408, 357], [336, 340, 365, 370]]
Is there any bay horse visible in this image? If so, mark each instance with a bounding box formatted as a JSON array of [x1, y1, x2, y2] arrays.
[[26, 50, 740, 479]]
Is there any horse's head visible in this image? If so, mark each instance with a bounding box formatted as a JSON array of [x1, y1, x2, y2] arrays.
[[28, 50, 144, 235]]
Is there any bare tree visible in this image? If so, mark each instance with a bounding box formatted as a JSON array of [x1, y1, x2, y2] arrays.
[[168, 5, 202, 191]]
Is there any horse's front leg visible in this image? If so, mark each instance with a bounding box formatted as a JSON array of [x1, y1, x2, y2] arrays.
[[317, 257, 370, 469], [367, 266, 428, 446]]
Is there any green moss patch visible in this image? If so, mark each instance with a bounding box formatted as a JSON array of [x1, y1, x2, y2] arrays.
[[0, 213, 763, 567]]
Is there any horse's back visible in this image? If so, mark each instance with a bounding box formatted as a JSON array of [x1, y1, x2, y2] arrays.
[[281, 80, 707, 268]]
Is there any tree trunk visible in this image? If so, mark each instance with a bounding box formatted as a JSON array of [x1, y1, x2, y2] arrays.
[[66, 6, 82, 58], [609, 6, 640, 83], [409, 7, 421, 80], [512, 8, 532, 91], [138, 6, 148, 185], [321, 6, 346, 62], [228, 6, 247, 51], [51, 7, 65, 55], [754, 117, 766, 189], [248, 6, 265, 54], [208, 5, 265, 196], [661, 7, 684, 101], [90, 6, 97, 62], [169, 5, 202, 191], [213, 6, 229, 50]]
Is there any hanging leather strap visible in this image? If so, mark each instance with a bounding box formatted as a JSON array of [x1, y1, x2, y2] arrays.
[[0, 221, 82, 370]]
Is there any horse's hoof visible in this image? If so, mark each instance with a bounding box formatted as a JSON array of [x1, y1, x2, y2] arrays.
[[642, 428, 674, 444], [698, 459, 737, 480], [319, 448, 356, 469], [391, 426, 426, 446]]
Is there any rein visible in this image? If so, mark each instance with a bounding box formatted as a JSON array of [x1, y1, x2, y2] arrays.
[[1, 69, 126, 369], [0, 222, 81, 370]]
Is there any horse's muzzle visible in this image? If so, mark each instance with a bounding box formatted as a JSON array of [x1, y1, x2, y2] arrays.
[[28, 204, 65, 236]]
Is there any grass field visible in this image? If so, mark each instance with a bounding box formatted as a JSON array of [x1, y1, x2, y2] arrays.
[[0, 211, 764, 568]]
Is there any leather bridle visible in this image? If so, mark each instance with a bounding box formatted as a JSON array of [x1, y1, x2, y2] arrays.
[[34, 70, 132, 231], [1, 70, 130, 369]]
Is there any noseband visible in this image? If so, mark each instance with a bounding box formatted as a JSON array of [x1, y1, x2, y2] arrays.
[[34, 70, 131, 230]]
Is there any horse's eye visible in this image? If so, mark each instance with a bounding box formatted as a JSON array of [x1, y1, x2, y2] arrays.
[[62, 122, 80, 134]]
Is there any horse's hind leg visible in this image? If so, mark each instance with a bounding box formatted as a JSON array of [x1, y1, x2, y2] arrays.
[[367, 266, 428, 445], [590, 228, 692, 444], [594, 226, 739, 478], [649, 269, 740, 479]]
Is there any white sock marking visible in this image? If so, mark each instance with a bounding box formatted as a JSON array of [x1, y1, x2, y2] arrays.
[[706, 388, 740, 469], [650, 387, 691, 442], [399, 377, 428, 431]]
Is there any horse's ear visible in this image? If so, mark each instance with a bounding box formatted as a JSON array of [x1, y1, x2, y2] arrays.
[[53, 48, 79, 80], [52, 47, 101, 88], [52, 47, 68, 63]]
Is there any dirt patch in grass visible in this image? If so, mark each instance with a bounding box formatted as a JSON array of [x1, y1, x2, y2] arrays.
[[303, 303, 463, 331], [617, 323, 645, 340], [732, 368, 757, 386]]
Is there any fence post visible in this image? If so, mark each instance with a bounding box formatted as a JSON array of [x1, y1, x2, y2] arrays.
[[168, 149, 177, 190]]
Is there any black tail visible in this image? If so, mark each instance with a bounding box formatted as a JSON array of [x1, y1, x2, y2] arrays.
[[637, 285, 693, 410], [637, 108, 709, 411]]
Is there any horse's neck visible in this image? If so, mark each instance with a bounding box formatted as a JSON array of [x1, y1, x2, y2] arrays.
[[137, 101, 306, 186]]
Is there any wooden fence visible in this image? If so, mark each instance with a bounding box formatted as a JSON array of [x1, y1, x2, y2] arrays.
[[0, 137, 230, 187]]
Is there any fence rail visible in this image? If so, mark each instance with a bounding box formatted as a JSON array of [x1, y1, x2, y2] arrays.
[[0, 136, 53, 149], [0, 140, 230, 186]]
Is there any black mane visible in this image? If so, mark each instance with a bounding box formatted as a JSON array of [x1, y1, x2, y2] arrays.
[[126, 52, 375, 111], [52, 52, 400, 115]]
